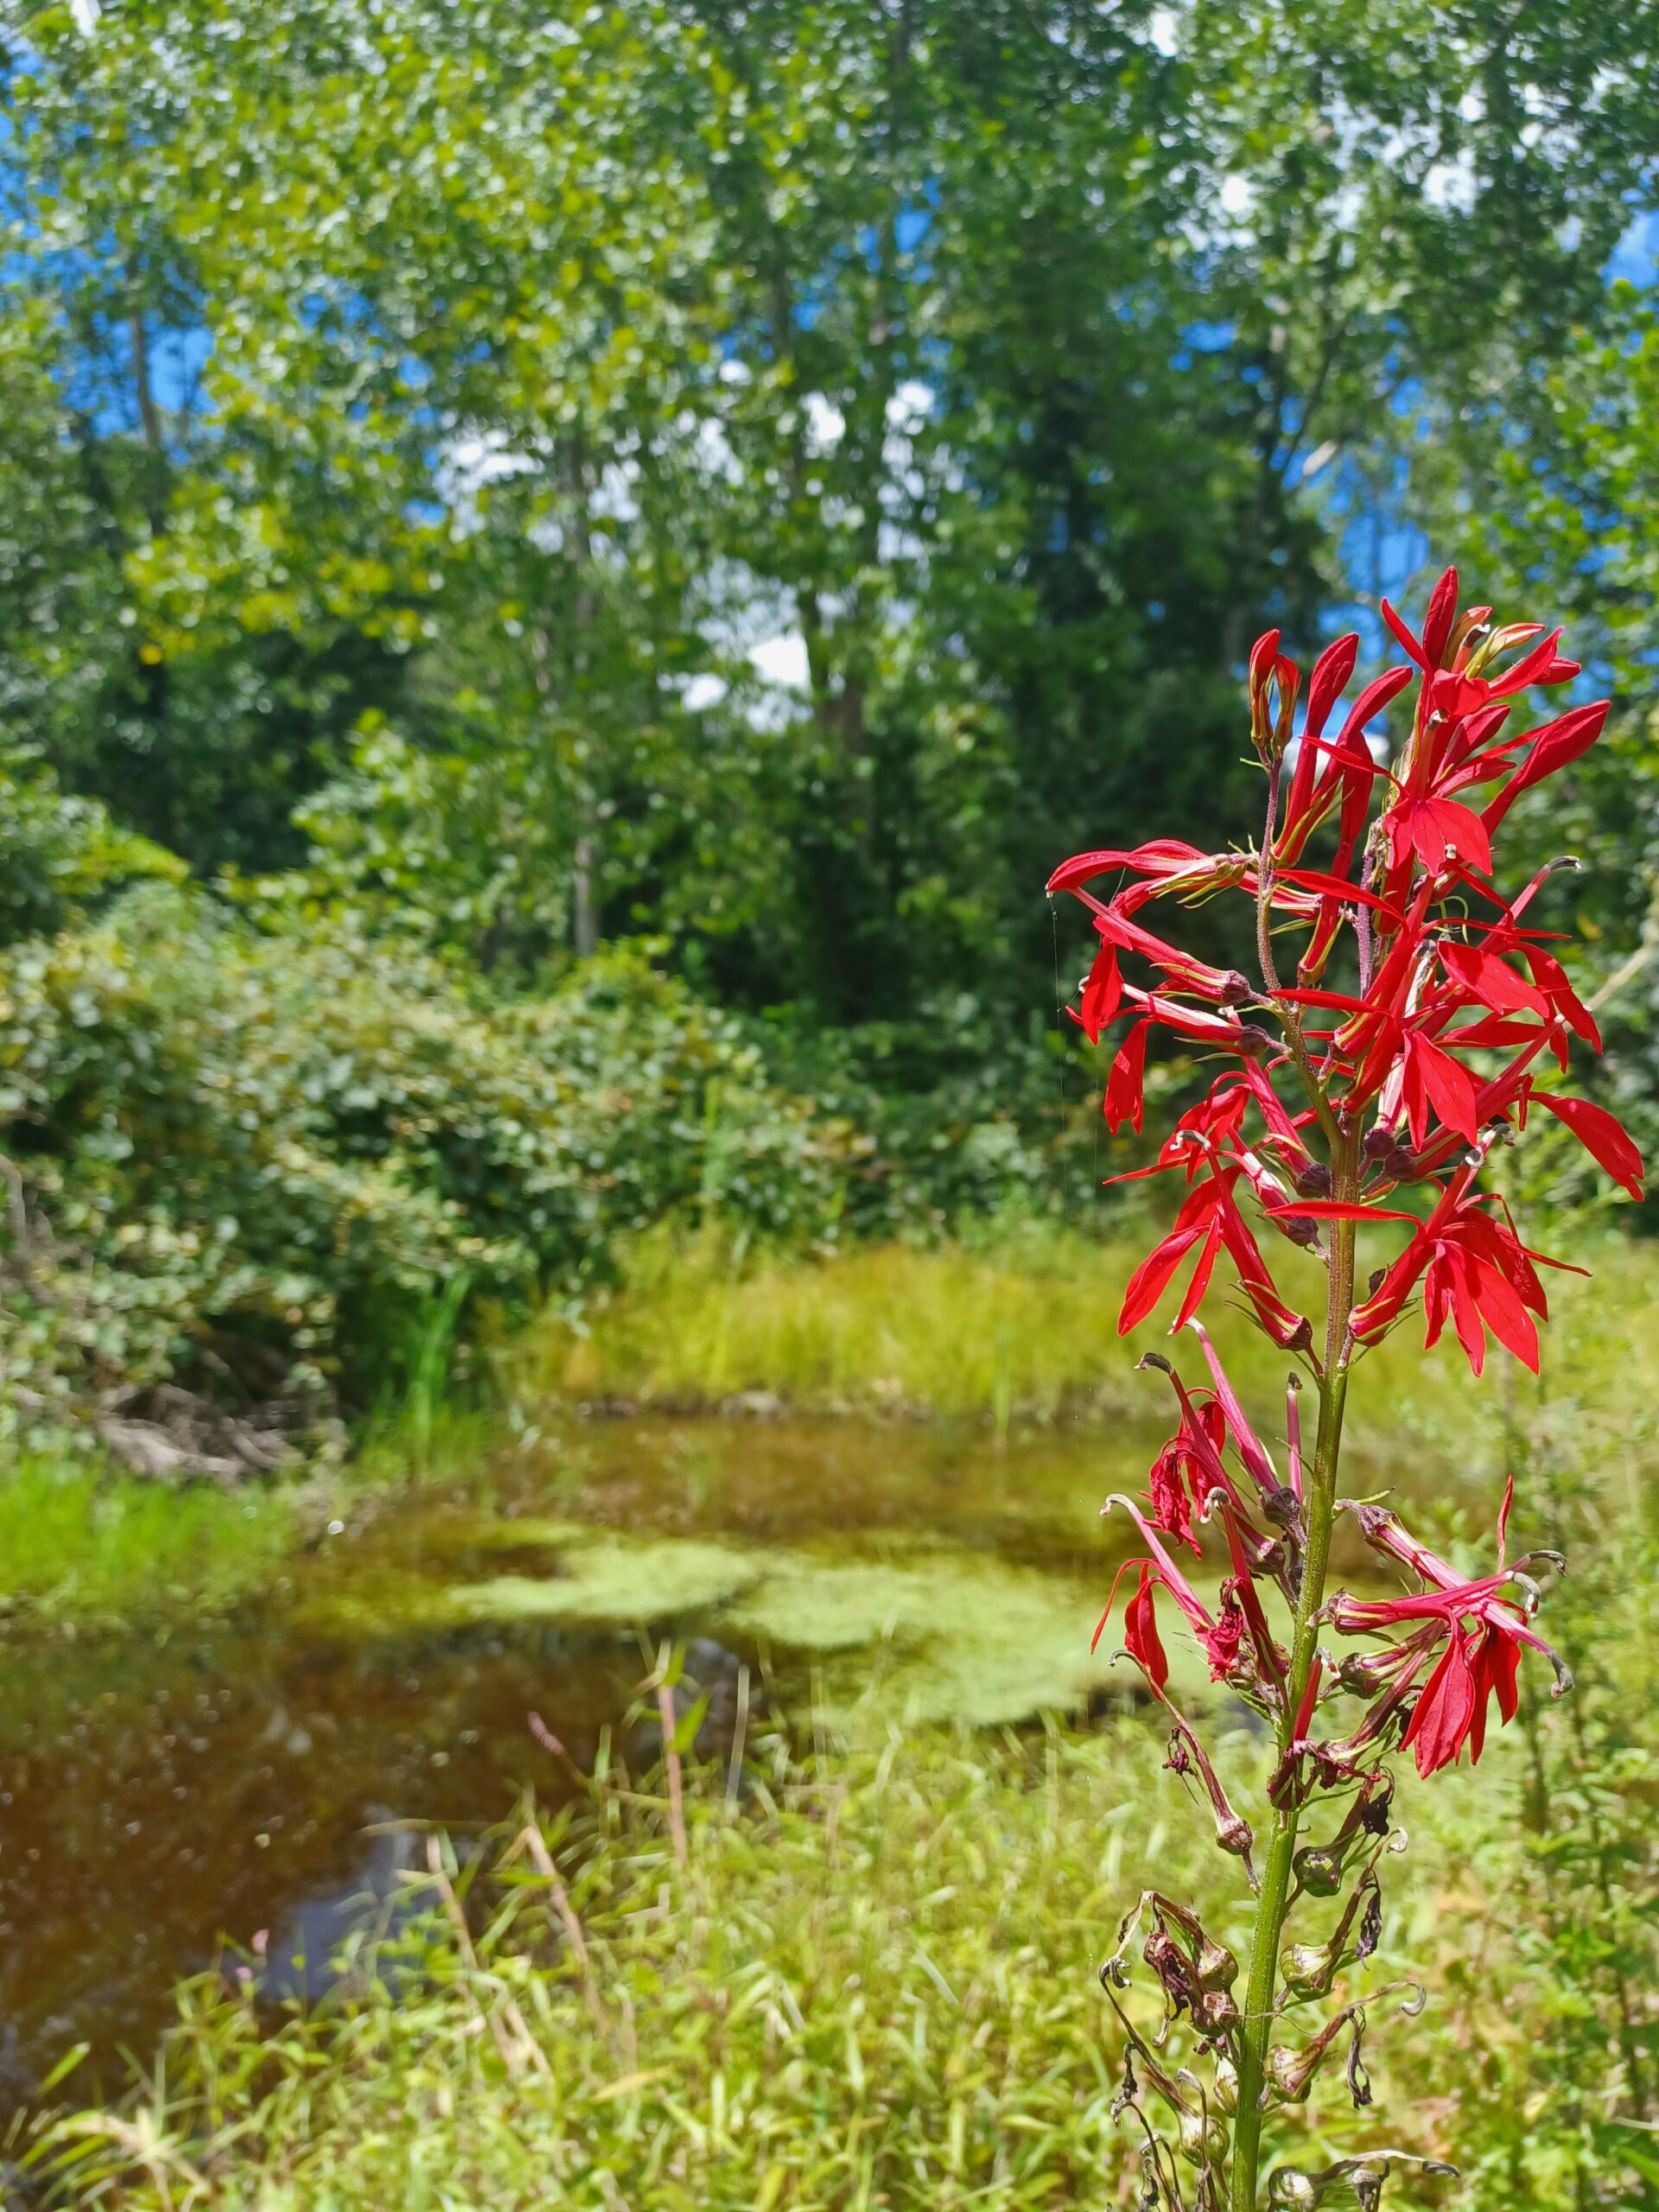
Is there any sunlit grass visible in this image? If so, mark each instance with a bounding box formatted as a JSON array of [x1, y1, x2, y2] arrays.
[[0, 1452, 293, 1624], [27, 1711, 1582, 2212], [8, 1225, 1653, 1626], [12, 1230, 1656, 2209], [531, 1220, 1656, 1478]]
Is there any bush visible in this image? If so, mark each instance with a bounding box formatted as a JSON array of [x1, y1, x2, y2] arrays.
[[0, 885, 868, 1437]]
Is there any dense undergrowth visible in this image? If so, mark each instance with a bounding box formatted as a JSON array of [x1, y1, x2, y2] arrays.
[[0, 741, 1075, 1471]]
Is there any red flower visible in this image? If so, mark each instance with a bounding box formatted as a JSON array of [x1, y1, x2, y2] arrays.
[[1283, 1166, 1580, 1376], [1059, 574, 1614, 2162], [1097, 1497, 1266, 1687], [1122, 1564, 1169, 1691], [1324, 1489, 1569, 1773], [1398, 1624, 1521, 1775]]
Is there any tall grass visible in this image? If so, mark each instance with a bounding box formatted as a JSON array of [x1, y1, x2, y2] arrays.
[[17, 1228, 1659, 2207], [533, 1222, 1659, 1466], [29, 1702, 1649, 2212]]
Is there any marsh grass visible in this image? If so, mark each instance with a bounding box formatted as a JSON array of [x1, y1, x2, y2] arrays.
[[10, 1222, 1655, 1629], [0, 1452, 293, 1625], [531, 1222, 1656, 1474], [27, 1706, 1616, 2212]]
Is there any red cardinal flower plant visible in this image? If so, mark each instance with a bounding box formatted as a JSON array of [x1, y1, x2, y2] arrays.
[[1052, 570, 1639, 2212]]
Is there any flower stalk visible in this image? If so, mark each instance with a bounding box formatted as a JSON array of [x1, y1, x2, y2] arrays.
[[1052, 572, 1641, 2209], [1232, 1139, 1355, 2210]]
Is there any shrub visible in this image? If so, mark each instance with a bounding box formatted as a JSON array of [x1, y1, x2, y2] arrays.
[[0, 886, 866, 1437]]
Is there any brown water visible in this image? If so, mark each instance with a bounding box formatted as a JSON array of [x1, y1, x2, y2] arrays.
[[0, 1413, 1410, 2106]]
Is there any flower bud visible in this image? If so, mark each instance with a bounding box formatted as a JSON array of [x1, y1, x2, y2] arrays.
[[1275, 1211, 1323, 1251], [1249, 629, 1281, 752], [1281, 1939, 1336, 1999], [1176, 2102, 1229, 2168], [1216, 1812, 1255, 1861], [1192, 1985, 1239, 2037], [1335, 1646, 1402, 1698], [1292, 1159, 1333, 1198], [1292, 1844, 1344, 1897], [1210, 2051, 1239, 2114], [1265, 2041, 1315, 2102], [1268, 1312, 1314, 1357], [1196, 1933, 1239, 1992], [1262, 1483, 1301, 1530], [1266, 2173, 1322, 2211]]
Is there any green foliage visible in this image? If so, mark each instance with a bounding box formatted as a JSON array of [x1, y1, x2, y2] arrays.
[[0, 893, 865, 1427], [0, 738, 182, 947], [11, 0, 1659, 1046]]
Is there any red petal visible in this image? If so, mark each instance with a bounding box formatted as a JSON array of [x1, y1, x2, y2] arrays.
[[1402, 1631, 1477, 1777], [1413, 1034, 1482, 1144], [1103, 1018, 1151, 1135], [1046, 840, 1207, 895], [1523, 950, 1600, 1050], [1471, 1258, 1540, 1373], [1420, 798, 1493, 875], [1122, 1564, 1170, 1690], [1171, 1221, 1223, 1332], [1440, 944, 1549, 1019], [1381, 598, 1427, 669], [1333, 664, 1414, 752], [1422, 566, 1460, 668], [1118, 1222, 1206, 1336], [1486, 627, 1563, 697], [1303, 632, 1359, 739], [1263, 1199, 1419, 1223], [1249, 629, 1281, 690], [1078, 941, 1122, 1043], [1532, 1092, 1645, 1199]]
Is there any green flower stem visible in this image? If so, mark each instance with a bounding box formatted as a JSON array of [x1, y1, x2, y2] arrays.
[[1229, 1139, 1358, 2211]]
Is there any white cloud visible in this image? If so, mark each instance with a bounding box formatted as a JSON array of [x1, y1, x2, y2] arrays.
[[1147, 6, 1180, 55], [70, 0, 100, 34], [1218, 173, 1255, 219]]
